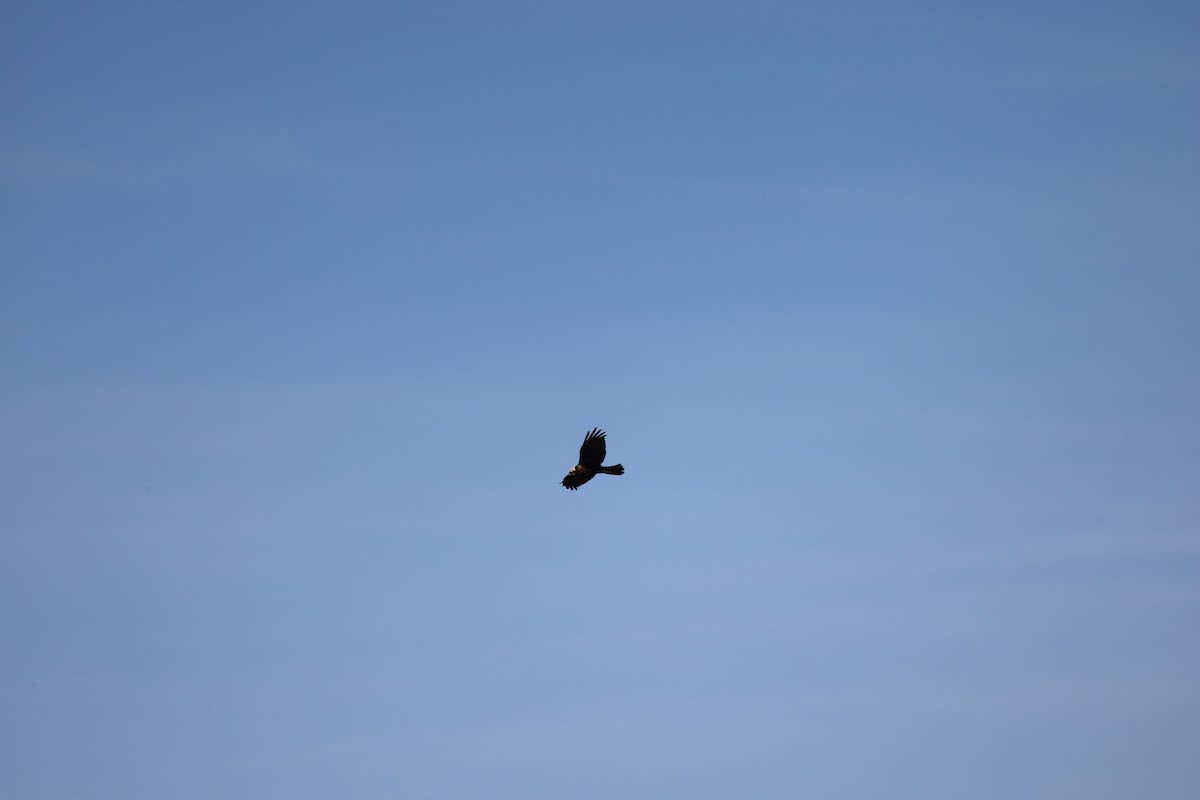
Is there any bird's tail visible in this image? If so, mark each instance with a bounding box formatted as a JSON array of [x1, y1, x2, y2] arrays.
[[598, 464, 625, 476]]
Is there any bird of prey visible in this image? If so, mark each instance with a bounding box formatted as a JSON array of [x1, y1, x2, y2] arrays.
[[562, 428, 625, 490]]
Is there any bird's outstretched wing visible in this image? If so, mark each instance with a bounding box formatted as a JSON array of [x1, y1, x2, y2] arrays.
[[561, 469, 595, 490], [578, 428, 607, 469]]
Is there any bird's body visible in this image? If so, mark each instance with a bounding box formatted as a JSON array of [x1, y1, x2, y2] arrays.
[[562, 428, 625, 490]]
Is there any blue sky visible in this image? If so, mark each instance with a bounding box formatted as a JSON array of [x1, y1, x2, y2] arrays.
[[2, 1, 1198, 797]]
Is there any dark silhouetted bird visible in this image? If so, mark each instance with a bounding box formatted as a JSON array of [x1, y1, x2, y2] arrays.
[[562, 428, 625, 490]]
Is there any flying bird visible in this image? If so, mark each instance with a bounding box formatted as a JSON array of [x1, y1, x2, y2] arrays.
[[562, 428, 625, 490]]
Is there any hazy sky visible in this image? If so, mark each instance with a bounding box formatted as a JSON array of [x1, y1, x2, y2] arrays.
[[2, 2, 1198, 798]]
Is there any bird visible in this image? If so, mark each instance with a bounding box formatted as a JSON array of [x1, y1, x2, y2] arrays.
[[562, 428, 625, 490]]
